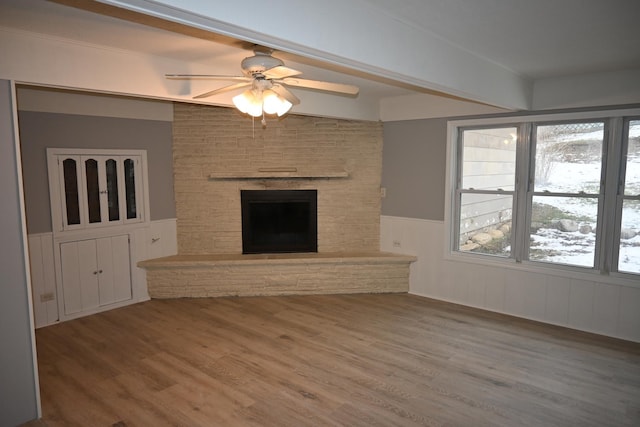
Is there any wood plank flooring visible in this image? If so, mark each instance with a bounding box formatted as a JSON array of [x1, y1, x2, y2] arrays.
[[33, 294, 640, 426]]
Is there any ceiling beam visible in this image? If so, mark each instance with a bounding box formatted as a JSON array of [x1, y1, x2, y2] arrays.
[[96, 0, 533, 110]]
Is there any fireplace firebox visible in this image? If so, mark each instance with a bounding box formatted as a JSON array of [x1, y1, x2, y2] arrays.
[[241, 190, 317, 254]]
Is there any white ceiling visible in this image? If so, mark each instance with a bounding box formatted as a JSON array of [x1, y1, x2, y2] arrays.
[[1, 0, 639, 118], [361, 0, 640, 79]]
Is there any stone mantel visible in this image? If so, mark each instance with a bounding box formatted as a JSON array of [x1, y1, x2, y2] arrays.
[[208, 168, 350, 180]]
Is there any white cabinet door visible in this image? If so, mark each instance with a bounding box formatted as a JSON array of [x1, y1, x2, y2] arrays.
[[81, 155, 132, 228], [96, 235, 132, 306], [60, 240, 99, 315], [110, 235, 133, 303], [60, 235, 132, 316]]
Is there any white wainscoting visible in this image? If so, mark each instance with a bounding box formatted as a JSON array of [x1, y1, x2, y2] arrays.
[[27, 218, 177, 328], [380, 215, 640, 343], [27, 233, 58, 328]]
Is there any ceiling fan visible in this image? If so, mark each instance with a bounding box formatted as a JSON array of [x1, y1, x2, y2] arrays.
[[166, 47, 359, 119]]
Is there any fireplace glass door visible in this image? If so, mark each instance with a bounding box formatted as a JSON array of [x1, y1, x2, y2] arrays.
[[241, 190, 317, 254]]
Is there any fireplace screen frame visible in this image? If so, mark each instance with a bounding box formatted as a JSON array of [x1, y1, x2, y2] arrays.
[[240, 189, 318, 254]]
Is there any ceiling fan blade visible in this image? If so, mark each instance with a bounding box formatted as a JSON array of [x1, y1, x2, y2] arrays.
[[262, 66, 302, 80], [193, 82, 252, 99], [166, 74, 251, 82], [271, 84, 300, 105], [280, 78, 359, 96]]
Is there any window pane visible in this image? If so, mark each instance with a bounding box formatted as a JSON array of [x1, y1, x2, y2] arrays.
[[106, 159, 119, 221], [534, 123, 603, 194], [624, 120, 640, 196], [459, 193, 512, 257], [85, 158, 101, 223], [529, 196, 598, 267], [62, 158, 80, 225], [618, 199, 640, 274], [124, 159, 137, 219], [461, 127, 517, 191]]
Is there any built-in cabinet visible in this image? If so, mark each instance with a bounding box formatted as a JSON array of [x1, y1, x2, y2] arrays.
[[45, 148, 151, 322], [29, 219, 178, 328], [59, 235, 132, 315], [51, 151, 143, 231]]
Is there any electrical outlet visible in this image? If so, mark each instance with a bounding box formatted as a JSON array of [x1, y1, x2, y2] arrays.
[[40, 292, 55, 302], [380, 187, 387, 198], [392, 240, 401, 248]]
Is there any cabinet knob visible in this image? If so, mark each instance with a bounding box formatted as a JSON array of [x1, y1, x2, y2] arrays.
[[93, 271, 98, 275], [98, 270, 103, 274]]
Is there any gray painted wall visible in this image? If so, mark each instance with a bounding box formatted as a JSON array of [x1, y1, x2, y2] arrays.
[[381, 118, 447, 221], [0, 80, 39, 425], [18, 111, 176, 234]]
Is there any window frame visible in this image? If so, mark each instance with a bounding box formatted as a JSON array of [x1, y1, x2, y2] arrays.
[[454, 123, 521, 261], [445, 108, 640, 284], [525, 119, 608, 270]]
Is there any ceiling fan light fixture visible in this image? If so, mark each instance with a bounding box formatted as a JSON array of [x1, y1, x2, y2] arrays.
[[172, 48, 359, 124], [262, 90, 292, 117], [233, 90, 263, 117]]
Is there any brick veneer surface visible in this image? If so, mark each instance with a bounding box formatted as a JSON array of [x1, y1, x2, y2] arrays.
[[173, 104, 383, 254]]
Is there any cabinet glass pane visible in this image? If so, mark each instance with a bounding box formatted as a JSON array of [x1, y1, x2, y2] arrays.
[[124, 158, 137, 219], [85, 158, 101, 223], [106, 159, 119, 221], [62, 158, 80, 225]]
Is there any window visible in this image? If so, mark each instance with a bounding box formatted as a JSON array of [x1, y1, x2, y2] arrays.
[[449, 109, 640, 278], [457, 126, 517, 258], [528, 122, 604, 268], [618, 119, 640, 274], [49, 149, 147, 232]]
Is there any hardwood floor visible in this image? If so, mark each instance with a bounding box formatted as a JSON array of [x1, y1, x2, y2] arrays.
[[33, 294, 640, 426]]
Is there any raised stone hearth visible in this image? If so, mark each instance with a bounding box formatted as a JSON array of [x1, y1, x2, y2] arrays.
[[139, 252, 416, 298]]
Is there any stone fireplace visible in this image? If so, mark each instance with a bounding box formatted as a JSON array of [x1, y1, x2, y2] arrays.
[[139, 104, 415, 298], [171, 104, 383, 254]]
